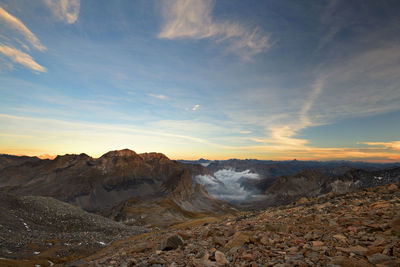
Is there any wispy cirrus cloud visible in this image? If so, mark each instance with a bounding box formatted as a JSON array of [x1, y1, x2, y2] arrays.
[[0, 1, 80, 73], [158, 0, 270, 60], [0, 5, 47, 73], [0, 6, 46, 51], [148, 93, 167, 100], [363, 141, 400, 151], [0, 44, 47, 73], [43, 0, 80, 24], [263, 78, 325, 148]]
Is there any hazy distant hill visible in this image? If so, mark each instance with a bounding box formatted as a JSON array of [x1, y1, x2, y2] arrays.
[[182, 158, 400, 177]]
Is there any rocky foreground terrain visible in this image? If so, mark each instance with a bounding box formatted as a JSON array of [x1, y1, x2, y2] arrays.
[[0, 192, 148, 266], [63, 183, 399, 267]]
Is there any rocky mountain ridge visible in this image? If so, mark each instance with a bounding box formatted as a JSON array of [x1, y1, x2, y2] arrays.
[[0, 150, 233, 228]]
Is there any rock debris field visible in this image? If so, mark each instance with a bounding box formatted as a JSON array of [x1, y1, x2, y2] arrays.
[[72, 183, 400, 267]]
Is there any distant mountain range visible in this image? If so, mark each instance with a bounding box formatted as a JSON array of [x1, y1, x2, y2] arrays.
[[179, 158, 400, 208], [1, 151, 399, 223], [179, 158, 400, 177]]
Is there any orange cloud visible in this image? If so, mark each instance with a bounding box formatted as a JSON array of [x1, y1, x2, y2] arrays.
[[363, 141, 400, 151]]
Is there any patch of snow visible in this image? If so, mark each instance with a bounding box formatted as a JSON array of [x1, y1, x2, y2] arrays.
[[33, 251, 40, 255], [23, 222, 30, 231], [374, 176, 383, 180], [48, 260, 54, 266], [200, 162, 210, 167], [98, 241, 106, 246]]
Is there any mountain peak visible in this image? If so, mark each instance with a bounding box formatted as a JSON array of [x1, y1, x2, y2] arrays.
[[139, 152, 169, 162], [100, 149, 138, 158]]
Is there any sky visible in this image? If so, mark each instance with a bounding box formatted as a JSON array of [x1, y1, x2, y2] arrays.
[[0, 0, 399, 162]]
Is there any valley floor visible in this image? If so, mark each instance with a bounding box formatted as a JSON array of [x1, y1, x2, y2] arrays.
[[63, 183, 400, 266]]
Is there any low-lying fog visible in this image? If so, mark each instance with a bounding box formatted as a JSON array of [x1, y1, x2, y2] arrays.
[[194, 169, 262, 202]]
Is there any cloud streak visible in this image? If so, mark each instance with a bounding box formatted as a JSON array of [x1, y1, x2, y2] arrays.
[[0, 44, 47, 72], [0, 6, 46, 51], [264, 78, 324, 148], [0, 5, 48, 72], [363, 141, 400, 151], [43, 0, 80, 24], [148, 93, 167, 100], [158, 0, 270, 59]]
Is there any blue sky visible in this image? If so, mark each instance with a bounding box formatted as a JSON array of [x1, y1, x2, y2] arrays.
[[0, 0, 399, 161]]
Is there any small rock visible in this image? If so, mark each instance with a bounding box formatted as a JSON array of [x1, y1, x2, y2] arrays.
[[333, 234, 347, 243], [297, 197, 309, 205], [213, 236, 226, 247], [367, 253, 392, 264], [312, 241, 324, 246], [259, 236, 269, 245], [215, 251, 229, 265], [224, 231, 250, 250], [337, 245, 368, 255], [387, 184, 398, 191], [287, 246, 299, 253], [160, 234, 184, 251], [242, 252, 253, 261], [370, 201, 390, 209]]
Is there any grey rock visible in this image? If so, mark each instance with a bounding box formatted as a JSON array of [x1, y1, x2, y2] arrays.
[[160, 234, 184, 251]]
